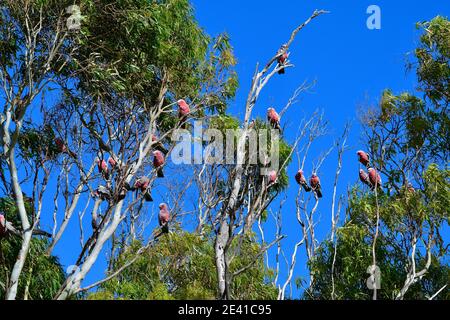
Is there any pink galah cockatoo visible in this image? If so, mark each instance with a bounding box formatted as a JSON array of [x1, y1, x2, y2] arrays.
[[368, 168, 382, 190], [108, 157, 117, 168], [177, 99, 190, 129], [277, 45, 288, 74], [153, 150, 165, 178], [0, 213, 49, 238], [357, 150, 370, 168], [152, 134, 168, 154], [158, 203, 170, 233], [359, 169, 372, 187], [0, 213, 6, 237], [277, 54, 288, 74], [310, 174, 323, 198], [54, 138, 77, 159], [95, 185, 111, 201], [0, 213, 19, 237], [295, 169, 311, 192], [268, 170, 278, 186], [97, 159, 110, 179], [134, 176, 153, 201], [267, 107, 281, 131]]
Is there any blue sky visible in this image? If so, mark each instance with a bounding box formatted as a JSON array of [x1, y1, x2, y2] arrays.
[[34, 0, 449, 297]]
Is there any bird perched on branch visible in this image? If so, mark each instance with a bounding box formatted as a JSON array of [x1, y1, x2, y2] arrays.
[[117, 186, 127, 201], [95, 185, 111, 201], [295, 169, 312, 192], [359, 169, 372, 188], [368, 168, 382, 191], [158, 203, 170, 234], [310, 173, 323, 198], [153, 150, 165, 178], [97, 159, 109, 180], [0, 213, 7, 237], [268, 170, 278, 187], [54, 138, 77, 159], [277, 45, 288, 74], [134, 176, 153, 202], [152, 134, 168, 154], [108, 157, 117, 168], [357, 150, 370, 168], [178, 99, 190, 129], [267, 107, 281, 131], [0, 213, 51, 238]]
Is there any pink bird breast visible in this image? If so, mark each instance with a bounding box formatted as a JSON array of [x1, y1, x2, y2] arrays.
[[295, 170, 304, 184], [278, 53, 288, 63], [357, 151, 369, 164], [98, 160, 108, 172], [153, 151, 165, 167], [108, 157, 117, 167], [268, 170, 277, 183], [359, 169, 369, 181], [0, 214, 5, 234], [267, 109, 279, 122], [368, 168, 381, 184], [178, 100, 190, 116], [159, 204, 170, 223], [310, 175, 320, 187]]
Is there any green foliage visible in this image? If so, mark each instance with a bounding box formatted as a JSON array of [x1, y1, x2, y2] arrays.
[[0, 237, 65, 300], [18, 124, 62, 161], [0, 196, 65, 299], [308, 224, 450, 300], [64, 0, 237, 121], [309, 165, 449, 299], [415, 16, 450, 107], [90, 230, 277, 300]]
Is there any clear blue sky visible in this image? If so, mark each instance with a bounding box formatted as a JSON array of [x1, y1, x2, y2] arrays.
[[44, 0, 449, 296]]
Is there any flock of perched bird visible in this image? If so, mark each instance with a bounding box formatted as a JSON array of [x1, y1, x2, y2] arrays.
[[0, 54, 383, 239]]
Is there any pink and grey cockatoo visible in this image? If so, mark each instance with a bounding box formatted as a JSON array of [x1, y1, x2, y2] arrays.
[[268, 170, 278, 186], [54, 138, 77, 159], [95, 185, 111, 201], [295, 169, 312, 192], [310, 174, 323, 198], [134, 176, 153, 201], [267, 107, 281, 131], [158, 203, 170, 233], [178, 99, 190, 129], [153, 150, 165, 178], [277, 45, 288, 74], [357, 150, 370, 168], [0, 213, 6, 237], [152, 134, 168, 154], [359, 169, 372, 188], [108, 157, 117, 168], [97, 159, 110, 180], [0, 213, 20, 237], [368, 168, 382, 190], [0, 213, 50, 238]]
